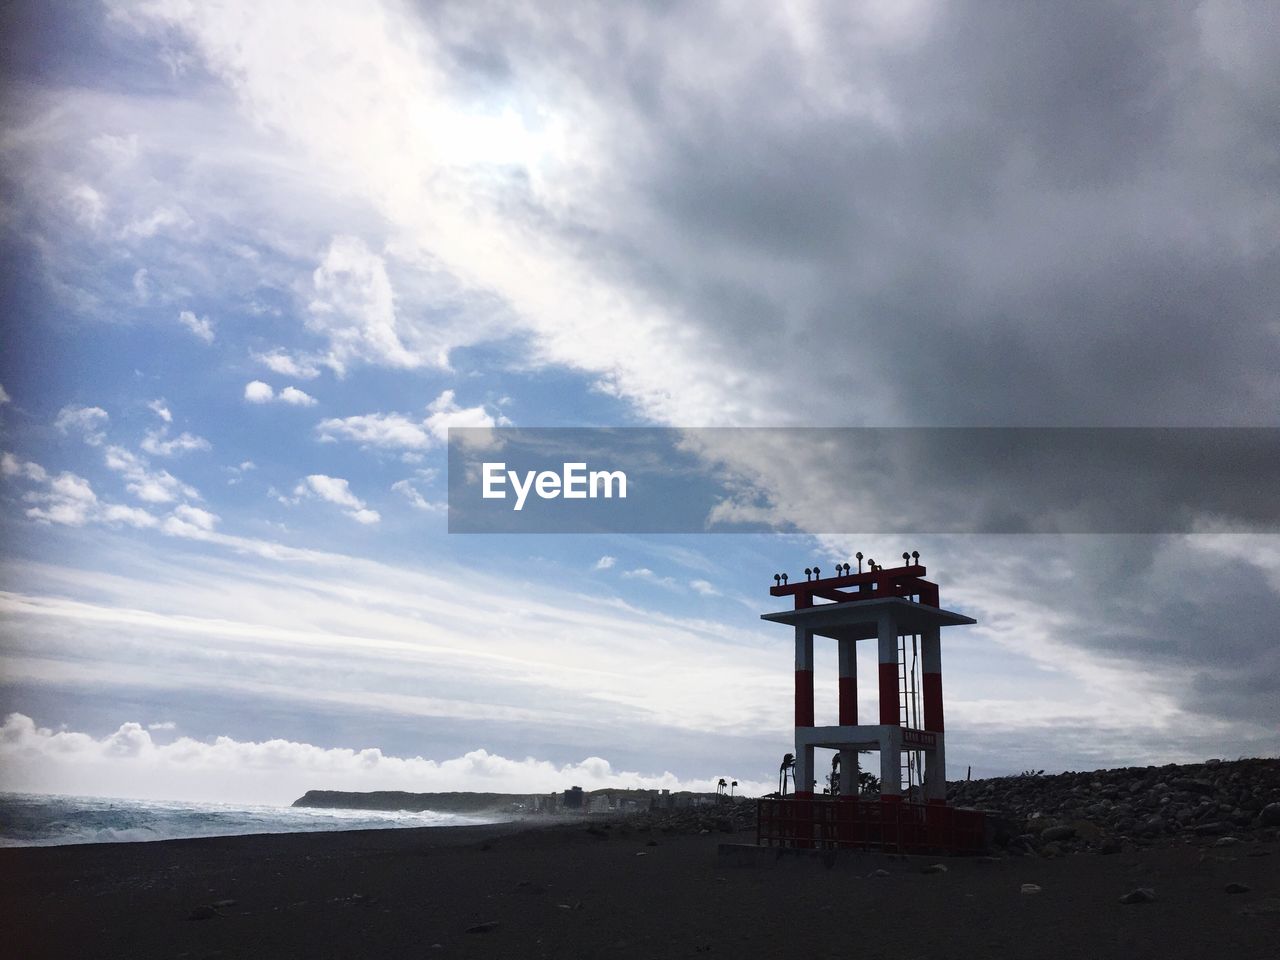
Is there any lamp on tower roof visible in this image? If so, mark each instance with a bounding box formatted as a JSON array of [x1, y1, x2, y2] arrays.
[[804, 567, 812, 581], [855, 552, 863, 573]]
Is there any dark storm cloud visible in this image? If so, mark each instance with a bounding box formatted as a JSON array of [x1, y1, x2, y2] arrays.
[[430, 0, 1279, 426], [657, 0, 1279, 426], [927, 532, 1278, 744]]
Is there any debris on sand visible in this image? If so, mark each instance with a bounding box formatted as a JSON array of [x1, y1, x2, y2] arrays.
[[1119, 887, 1156, 904]]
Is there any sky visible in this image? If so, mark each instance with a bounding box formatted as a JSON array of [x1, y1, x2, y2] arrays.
[[0, 0, 1277, 805]]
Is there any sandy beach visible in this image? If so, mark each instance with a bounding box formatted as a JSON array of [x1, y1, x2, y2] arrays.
[[3, 817, 1277, 960]]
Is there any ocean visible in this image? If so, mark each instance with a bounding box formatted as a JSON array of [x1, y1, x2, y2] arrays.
[[0, 792, 506, 847]]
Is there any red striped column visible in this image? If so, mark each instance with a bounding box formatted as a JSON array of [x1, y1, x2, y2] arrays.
[[877, 623, 899, 726], [794, 628, 815, 799], [921, 625, 946, 802], [795, 627, 814, 728], [922, 627, 944, 734], [877, 612, 902, 798]]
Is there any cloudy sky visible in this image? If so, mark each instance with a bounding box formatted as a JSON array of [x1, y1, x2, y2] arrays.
[[1, 0, 1276, 805]]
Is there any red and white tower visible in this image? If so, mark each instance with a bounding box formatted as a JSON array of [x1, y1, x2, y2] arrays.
[[757, 554, 983, 853]]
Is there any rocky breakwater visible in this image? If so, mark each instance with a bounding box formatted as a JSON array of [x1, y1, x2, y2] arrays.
[[581, 798, 758, 839], [948, 757, 1280, 857]]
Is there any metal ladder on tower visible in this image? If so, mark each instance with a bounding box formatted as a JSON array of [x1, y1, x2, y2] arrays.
[[898, 634, 921, 796]]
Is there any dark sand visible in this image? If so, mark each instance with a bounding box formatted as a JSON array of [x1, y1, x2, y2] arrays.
[[2, 820, 1277, 959]]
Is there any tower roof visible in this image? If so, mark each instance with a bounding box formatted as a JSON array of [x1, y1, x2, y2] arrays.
[[761, 596, 975, 641]]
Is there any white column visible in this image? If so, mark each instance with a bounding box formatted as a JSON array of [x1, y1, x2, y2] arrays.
[[793, 742, 815, 798], [878, 726, 902, 798], [838, 748, 858, 796]]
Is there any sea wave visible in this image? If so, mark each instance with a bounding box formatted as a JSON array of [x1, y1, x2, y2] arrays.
[[0, 792, 504, 847]]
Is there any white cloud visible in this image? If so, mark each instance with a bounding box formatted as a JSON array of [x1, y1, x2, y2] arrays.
[[4, 452, 159, 528], [622, 567, 679, 589], [689, 579, 719, 596], [252, 349, 321, 380], [132, 267, 149, 302], [171, 503, 219, 531], [278, 386, 317, 406], [104, 445, 201, 504], [244, 380, 274, 403], [595, 555, 616, 570], [391, 478, 443, 513], [2, 452, 48, 482], [0, 713, 769, 805], [317, 389, 501, 450], [54, 405, 109, 446], [307, 235, 427, 375], [107, 0, 781, 427], [147, 721, 177, 731], [23, 471, 99, 526], [100, 503, 160, 528], [67, 182, 106, 228], [316, 411, 430, 448], [293, 474, 380, 524], [141, 428, 211, 457], [423, 389, 502, 440], [301, 475, 359, 509], [0, 383, 10, 405], [245, 381, 315, 406], [91, 132, 140, 163], [178, 309, 215, 343], [225, 460, 257, 487], [123, 204, 193, 239], [147, 399, 172, 422]]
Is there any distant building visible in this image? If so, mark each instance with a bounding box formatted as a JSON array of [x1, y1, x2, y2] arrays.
[[563, 785, 584, 809]]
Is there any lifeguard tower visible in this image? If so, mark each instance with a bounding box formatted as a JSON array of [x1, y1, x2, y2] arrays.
[[756, 553, 985, 853]]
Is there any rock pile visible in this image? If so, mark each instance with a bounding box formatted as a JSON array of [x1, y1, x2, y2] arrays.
[[946, 757, 1280, 855], [578, 758, 1280, 853], [583, 798, 757, 838]]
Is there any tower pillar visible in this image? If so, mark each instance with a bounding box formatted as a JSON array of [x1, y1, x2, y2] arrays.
[[794, 627, 815, 797], [877, 611, 902, 798], [921, 624, 946, 801], [838, 636, 858, 795]]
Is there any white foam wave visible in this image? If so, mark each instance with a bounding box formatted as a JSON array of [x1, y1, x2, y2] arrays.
[[0, 793, 505, 847]]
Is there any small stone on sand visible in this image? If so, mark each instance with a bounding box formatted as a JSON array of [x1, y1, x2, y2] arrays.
[[1119, 888, 1156, 904]]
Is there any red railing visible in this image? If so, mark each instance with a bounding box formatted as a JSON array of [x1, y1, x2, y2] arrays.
[[756, 797, 985, 854]]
